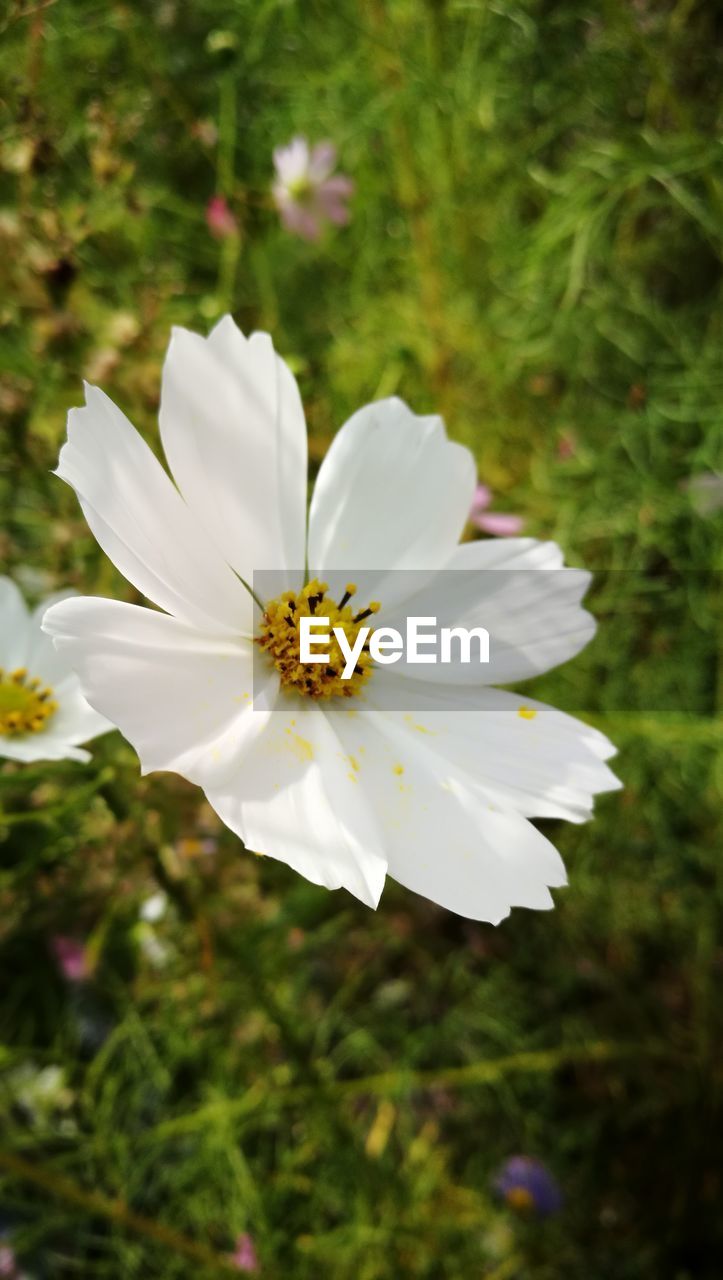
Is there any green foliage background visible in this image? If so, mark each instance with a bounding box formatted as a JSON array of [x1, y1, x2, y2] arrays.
[[0, 0, 721, 1275]]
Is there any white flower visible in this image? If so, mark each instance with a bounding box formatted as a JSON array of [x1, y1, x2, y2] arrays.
[[42, 318, 621, 922], [139, 889, 168, 923], [0, 577, 110, 763]]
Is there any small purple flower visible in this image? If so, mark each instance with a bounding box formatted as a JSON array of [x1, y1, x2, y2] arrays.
[[0, 1246, 15, 1278], [205, 195, 239, 240], [51, 935, 90, 983], [469, 483, 524, 537], [230, 1233, 259, 1272], [493, 1156, 563, 1217], [272, 137, 354, 242]]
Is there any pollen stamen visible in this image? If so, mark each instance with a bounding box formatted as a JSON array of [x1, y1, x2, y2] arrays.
[[353, 603, 381, 623], [0, 666, 58, 737], [257, 578, 379, 700]]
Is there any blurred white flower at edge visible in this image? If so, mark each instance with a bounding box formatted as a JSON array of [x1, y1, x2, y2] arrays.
[[684, 472, 723, 518], [136, 890, 171, 968], [5, 1062, 76, 1135], [0, 578, 110, 764]]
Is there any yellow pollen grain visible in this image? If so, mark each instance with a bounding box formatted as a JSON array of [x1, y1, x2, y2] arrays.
[[404, 715, 433, 735], [349, 755, 360, 772], [518, 706, 537, 720], [291, 734, 314, 762], [393, 763, 404, 776], [0, 666, 57, 737], [256, 577, 379, 701]]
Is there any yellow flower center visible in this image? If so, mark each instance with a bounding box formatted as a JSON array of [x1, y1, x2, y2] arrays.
[[287, 175, 314, 202], [0, 667, 58, 736], [257, 578, 380, 699], [506, 1187, 535, 1212]]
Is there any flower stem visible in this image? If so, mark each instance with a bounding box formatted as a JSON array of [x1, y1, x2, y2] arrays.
[[0, 1149, 245, 1274], [364, 0, 454, 411], [146, 1038, 663, 1143], [216, 72, 241, 313]]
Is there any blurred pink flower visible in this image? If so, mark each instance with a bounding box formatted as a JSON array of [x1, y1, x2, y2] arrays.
[[0, 1248, 14, 1277], [51, 935, 90, 983], [205, 195, 238, 240], [556, 433, 577, 461], [192, 119, 219, 148], [230, 1233, 259, 1272], [469, 483, 524, 537], [272, 137, 354, 242]]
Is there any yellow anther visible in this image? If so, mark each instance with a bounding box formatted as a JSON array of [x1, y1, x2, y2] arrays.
[[257, 577, 379, 700], [0, 666, 58, 737], [353, 600, 381, 623]]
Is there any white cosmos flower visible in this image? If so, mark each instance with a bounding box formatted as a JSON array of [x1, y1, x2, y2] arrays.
[[42, 317, 621, 922], [0, 576, 110, 764]]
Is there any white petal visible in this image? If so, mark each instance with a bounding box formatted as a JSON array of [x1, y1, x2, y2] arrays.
[[45, 677, 113, 746], [159, 319, 307, 586], [0, 583, 109, 762], [42, 596, 266, 785], [365, 674, 621, 823], [56, 385, 252, 633], [205, 700, 387, 909], [332, 702, 566, 923], [308, 398, 475, 600], [25, 591, 81, 686], [0, 734, 91, 764], [380, 539, 596, 684], [450, 538, 566, 570], [0, 576, 30, 670], [274, 137, 310, 185]]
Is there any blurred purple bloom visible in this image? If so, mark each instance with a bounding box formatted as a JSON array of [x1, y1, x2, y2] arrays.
[[205, 195, 238, 240], [51, 935, 89, 983], [469, 483, 524, 537], [272, 137, 354, 242], [494, 1156, 563, 1217], [230, 1233, 259, 1272], [685, 472, 723, 518]]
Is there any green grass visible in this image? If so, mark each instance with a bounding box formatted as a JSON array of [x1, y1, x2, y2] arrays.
[[0, 1, 721, 1275]]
